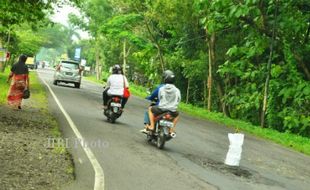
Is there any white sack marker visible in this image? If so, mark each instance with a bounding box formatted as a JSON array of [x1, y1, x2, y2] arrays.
[[224, 133, 244, 166]]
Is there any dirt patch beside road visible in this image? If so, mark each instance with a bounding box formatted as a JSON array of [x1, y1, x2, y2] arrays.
[[0, 104, 74, 190]]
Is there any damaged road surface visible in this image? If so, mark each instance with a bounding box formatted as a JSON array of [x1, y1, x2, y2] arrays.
[[39, 68, 310, 190]]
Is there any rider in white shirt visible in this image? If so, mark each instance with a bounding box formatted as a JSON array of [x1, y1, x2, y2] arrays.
[[103, 65, 129, 109]]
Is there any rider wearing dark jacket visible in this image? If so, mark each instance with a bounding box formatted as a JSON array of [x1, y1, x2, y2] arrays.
[[143, 84, 164, 126]]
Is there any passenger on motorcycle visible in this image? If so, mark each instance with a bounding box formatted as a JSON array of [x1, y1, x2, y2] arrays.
[[142, 83, 164, 126], [141, 70, 181, 137], [102, 65, 129, 110]]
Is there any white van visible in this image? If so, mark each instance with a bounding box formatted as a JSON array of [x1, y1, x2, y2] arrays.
[[53, 60, 82, 88]]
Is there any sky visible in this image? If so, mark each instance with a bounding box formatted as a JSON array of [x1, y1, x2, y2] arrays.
[[50, 4, 90, 40]]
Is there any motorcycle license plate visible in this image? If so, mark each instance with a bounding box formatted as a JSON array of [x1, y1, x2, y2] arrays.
[[113, 107, 119, 113], [110, 102, 121, 107], [159, 120, 174, 128], [65, 72, 73, 76]]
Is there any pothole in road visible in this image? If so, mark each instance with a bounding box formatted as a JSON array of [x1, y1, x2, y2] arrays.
[[224, 166, 252, 178], [186, 154, 253, 179], [185, 154, 281, 186]]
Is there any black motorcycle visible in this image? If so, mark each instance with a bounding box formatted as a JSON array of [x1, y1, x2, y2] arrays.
[[104, 96, 123, 123], [146, 111, 177, 149]]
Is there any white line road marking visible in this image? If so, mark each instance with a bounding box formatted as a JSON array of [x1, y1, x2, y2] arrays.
[[41, 77, 105, 190]]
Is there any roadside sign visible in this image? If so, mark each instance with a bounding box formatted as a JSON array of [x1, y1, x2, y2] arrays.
[[26, 57, 35, 65], [74, 47, 81, 60]]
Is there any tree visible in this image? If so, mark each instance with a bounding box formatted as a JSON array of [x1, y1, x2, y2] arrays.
[[76, 0, 114, 80], [0, 0, 81, 71]]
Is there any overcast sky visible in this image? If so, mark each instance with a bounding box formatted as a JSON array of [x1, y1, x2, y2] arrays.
[[50, 4, 90, 40]]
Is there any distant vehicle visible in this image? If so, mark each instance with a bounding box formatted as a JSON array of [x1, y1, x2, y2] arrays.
[[25, 57, 37, 69], [41, 61, 45, 69], [53, 60, 82, 88]]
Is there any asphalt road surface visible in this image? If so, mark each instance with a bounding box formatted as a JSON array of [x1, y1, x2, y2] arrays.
[[37, 69, 310, 190]]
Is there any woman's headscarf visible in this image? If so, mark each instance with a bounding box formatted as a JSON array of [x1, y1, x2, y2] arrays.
[[11, 54, 29, 75]]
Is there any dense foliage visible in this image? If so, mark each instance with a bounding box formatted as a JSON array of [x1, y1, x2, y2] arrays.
[[72, 0, 309, 136]]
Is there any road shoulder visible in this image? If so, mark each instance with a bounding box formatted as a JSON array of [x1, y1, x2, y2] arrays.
[[0, 71, 74, 190]]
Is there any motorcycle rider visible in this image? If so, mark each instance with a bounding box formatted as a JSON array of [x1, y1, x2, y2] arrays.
[[142, 83, 164, 129], [102, 64, 129, 110], [141, 70, 181, 137]]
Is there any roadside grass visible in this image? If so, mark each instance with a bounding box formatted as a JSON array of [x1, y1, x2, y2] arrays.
[[84, 75, 310, 155], [66, 165, 75, 175], [28, 71, 48, 110], [129, 83, 149, 97], [30, 72, 72, 159], [179, 103, 310, 155], [0, 69, 10, 104], [83, 75, 103, 83]]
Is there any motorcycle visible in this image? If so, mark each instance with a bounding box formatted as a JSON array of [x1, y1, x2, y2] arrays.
[[104, 96, 123, 123], [145, 107, 177, 149]]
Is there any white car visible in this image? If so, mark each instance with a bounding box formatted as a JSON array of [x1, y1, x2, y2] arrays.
[[53, 60, 82, 88]]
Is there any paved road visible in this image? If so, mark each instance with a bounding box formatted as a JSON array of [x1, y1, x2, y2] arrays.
[[37, 69, 310, 190]]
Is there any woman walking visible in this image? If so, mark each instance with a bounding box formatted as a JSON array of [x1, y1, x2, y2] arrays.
[[7, 55, 30, 109]]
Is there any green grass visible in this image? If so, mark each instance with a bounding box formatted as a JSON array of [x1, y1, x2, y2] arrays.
[[179, 103, 310, 155], [83, 75, 104, 83], [28, 71, 48, 109], [83, 75, 310, 155], [66, 166, 74, 175], [0, 69, 10, 104], [83, 74, 109, 86], [129, 83, 149, 97]]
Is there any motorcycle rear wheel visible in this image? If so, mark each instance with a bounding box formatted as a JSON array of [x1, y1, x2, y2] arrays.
[[110, 118, 116, 123], [157, 128, 166, 149]]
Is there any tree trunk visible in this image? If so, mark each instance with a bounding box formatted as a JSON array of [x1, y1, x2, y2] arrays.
[[95, 41, 101, 81], [123, 40, 127, 75], [215, 81, 230, 117], [144, 20, 165, 72], [207, 33, 215, 111], [0, 40, 4, 72], [204, 79, 207, 109], [299, 59, 310, 80], [0, 63, 3, 73], [304, 20, 310, 44], [186, 78, 190, 104], [261, 0, 278, 128], [293, 53, 310, 80], [133, 7, 165, 72]]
